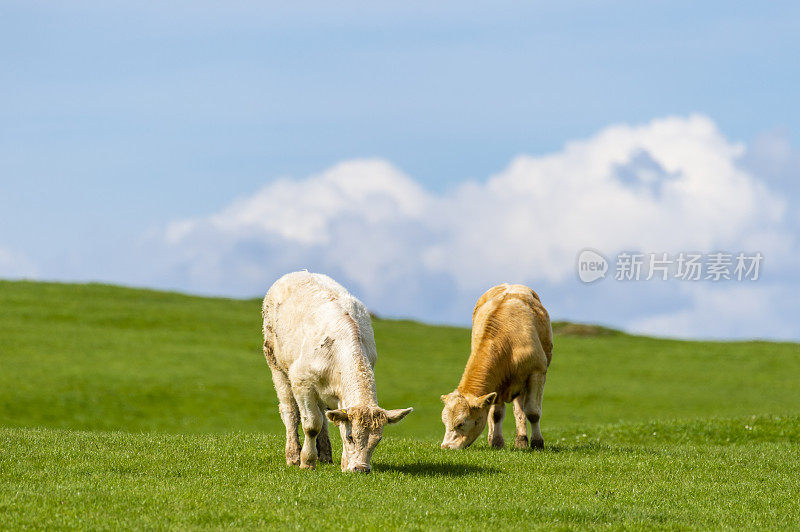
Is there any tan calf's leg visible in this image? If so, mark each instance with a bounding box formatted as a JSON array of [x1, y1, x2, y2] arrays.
[[487, 402, 506, 449], [267, 362, 301, 466], [524, 372, 547, 449], [512, 395, 529, 449]]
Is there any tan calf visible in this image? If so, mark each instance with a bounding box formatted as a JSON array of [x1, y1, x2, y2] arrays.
[[440, 283, 553, 450]]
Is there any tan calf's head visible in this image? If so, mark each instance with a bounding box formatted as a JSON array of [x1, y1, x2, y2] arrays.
[[326, 405, 413, 473], [440, 391, 497, 449]]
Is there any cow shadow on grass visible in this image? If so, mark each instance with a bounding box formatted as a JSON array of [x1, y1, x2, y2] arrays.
[[376, 462, 500, 477], [542, 442, 661, 456]]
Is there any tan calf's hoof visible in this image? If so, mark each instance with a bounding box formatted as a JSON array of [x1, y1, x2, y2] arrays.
[[515, 435, 529, 449], [300, 463, 316, 470], [530, 438, 544, 449], [286, 457, 300, 466]]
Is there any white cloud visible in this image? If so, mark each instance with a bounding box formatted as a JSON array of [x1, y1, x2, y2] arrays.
[[0, 246, 38, 278], [425, 115, 786, 289], [166, 160, 430, 246], [630, 283, 800, 340], [152, 115, 798, 338]]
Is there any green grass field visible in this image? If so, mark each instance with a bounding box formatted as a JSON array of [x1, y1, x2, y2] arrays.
[[1, 280, 799, 529]]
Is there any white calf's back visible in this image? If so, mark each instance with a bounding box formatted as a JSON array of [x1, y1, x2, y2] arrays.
[[262, 271, 377, 407]]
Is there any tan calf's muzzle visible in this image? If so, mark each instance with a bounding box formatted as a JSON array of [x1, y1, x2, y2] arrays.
[[441, 433, 468, 450], [351, 464, 371, 474]]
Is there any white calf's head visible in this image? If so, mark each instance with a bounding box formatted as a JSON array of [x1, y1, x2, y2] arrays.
[[326, 405, 413, 473], [440, 390, 497, 449]]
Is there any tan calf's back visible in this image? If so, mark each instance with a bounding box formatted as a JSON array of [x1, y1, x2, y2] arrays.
[[459, 284, 553, 403]]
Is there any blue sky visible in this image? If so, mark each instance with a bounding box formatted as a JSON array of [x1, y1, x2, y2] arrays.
[[1, 2, 799, 338]]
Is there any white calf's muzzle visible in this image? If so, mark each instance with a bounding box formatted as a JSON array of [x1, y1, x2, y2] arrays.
[[349, 463, 371, 473]]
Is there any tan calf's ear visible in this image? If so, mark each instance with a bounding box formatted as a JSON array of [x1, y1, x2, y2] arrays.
[[471, 392, 497, 409], [385, 407, 413, 424], [326, 409, 349, 424], [440, 394, 448, 403]]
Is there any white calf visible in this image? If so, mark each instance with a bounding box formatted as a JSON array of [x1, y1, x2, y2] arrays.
[[262, 271, 412, 473]]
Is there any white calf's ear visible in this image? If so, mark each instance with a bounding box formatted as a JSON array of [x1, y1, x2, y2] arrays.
[[385, 407, 413, 424], [326, 409, 349, 424]]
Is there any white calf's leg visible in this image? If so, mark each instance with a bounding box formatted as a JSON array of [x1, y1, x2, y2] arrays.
[[338, 424, 349, 471], [295, 392, 323, 469], [267, 361, 301, 466], [525, 372, 547, 449], [316, 405, 333, 464], [512, 395, 529, 449], [487, 402, 506, 449]]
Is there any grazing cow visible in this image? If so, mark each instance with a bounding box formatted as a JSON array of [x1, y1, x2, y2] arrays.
[[262, 271, 413, 473], [440, 283, 553, 450]]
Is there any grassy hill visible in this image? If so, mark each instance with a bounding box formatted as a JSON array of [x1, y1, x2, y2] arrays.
[[1, 280, 799, 529]]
